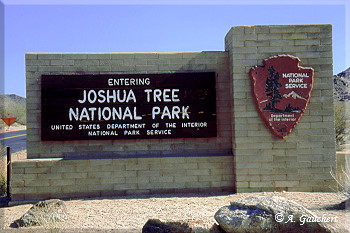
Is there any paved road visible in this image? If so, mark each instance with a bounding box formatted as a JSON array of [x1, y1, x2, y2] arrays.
[[0, 130, 27, 155]]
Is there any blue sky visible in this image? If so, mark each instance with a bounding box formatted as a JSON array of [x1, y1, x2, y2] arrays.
[[1, 0, 349, 97]]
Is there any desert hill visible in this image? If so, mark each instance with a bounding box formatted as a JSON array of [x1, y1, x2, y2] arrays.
[[334, 67, 350, 101]]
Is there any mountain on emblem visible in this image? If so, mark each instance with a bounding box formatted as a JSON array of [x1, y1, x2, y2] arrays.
[[283, 91, 307, 101], [249, 55, 314, 139]]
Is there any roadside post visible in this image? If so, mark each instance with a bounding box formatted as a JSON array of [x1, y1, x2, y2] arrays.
[[7, 146, 11, 199]]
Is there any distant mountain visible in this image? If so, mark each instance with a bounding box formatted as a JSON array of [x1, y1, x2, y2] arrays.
[[334, 67, 350, 101], [0, 94, 26, 106]]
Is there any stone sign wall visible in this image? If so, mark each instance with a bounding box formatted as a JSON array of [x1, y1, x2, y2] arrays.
[[12, 51, 233, 200], [11, 24, 336, 200], [226, 24, 335, 192], [26, 51, 231, 159]]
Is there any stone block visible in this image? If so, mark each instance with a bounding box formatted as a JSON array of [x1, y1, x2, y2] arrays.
[[125, 176, 149, 184], [12, 168, 25, 174], [51, 166, 75, 173], [110, 64, 135, 71], [250, 181, 273, 188], [227, 26, 245, 35], [62, 53, 88, 59], [185, 181, 211, 189], [62, 172, 87, 179], [26, 53, 38, 60], [114, 183, 137, 190], [199, 175, 222, 182], [62, 66, 88, 72], [50, 59, 74, 66], [112, 170, 137, 178], [257, 47, 282, 53], [88, 65, 111, 72], [100, 177, 125, 184], [26, 60, 50, 66], [26, 66, 38, 72], [275, 181, 300, 187], [87, 53, 111, 59], [74, 59, 99, 66], [257, 33, 282, 40], [12, 161, 37, 168], [161, 169, 191, 177], [11, 186, 37, 194], [295, 39, 321, 46], [37, 173, 63, 180], [24, 167, 50, 174], [77, 178, 101, 185], [150, 176, 174, 183], [269, 27, 296, 33], [25, 179, 50, 187], [62, 185, 89, 193], [231, 47, 257, 54], [51, 179, 76, 186], [88, 184, 113, 191], [138, 170, 161, 177], [186, 169, 210, 176]]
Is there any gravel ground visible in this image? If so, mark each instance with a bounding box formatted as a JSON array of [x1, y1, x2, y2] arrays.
[[0, 192, 349, 232]]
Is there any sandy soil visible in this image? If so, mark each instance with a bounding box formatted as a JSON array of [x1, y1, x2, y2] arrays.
[[0, 192, 349, 233]]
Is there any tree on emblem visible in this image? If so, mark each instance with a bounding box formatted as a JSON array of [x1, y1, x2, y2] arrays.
[[264, 66, 282, 112]]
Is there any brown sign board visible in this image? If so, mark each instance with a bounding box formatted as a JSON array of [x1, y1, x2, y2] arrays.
[[249, 55, 314, 138], [41, 72, 217, 140]]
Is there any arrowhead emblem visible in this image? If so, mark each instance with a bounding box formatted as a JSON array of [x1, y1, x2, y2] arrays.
[[249, 55, 314, 139]]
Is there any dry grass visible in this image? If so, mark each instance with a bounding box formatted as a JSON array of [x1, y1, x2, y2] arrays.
[[331, 162, 350, 199]]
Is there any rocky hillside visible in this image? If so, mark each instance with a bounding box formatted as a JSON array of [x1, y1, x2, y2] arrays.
[[333, 67, 350, 149], [334, 67, 350, 101], [0, 94, 26, 106]]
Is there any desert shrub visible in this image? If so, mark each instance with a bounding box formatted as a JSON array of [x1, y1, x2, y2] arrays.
[[334, 105, 348, 149], [0, 174, 6, 197], [330, 162, 350, 199], [0, 144, 7, 196], [0, 102, 26, 125]]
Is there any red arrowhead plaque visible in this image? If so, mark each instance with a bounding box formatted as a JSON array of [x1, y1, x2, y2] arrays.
[[249, 55, 314, 139]]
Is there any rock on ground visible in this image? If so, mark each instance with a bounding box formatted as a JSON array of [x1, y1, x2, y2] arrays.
[[214, 196, 334, 233], [11, 199, 68, 228]]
